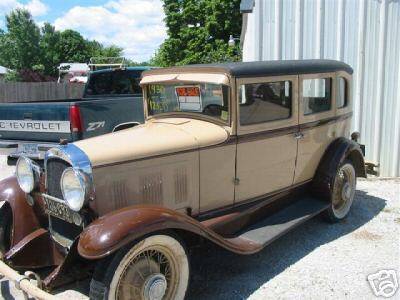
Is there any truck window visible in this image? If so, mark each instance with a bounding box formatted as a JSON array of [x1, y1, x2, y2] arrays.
[[85, 70, 142, 97]]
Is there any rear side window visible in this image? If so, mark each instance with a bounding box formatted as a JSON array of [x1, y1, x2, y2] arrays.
[[85, 70, 142, 97], [239, 81, 292, 125], [337, 77, 348, 108], [302, 78, 332, 115]]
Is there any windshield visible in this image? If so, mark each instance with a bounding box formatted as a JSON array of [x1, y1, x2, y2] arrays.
[[85, 70, 142, 97], [147, 83, 229, 122]]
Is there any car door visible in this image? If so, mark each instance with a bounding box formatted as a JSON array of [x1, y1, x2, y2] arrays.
[[294, 73, 337, 184], [235, 75, 299, 203]]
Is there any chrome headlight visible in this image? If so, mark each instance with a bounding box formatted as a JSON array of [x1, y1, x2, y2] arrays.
[[16, 157, 41, 193], [60, 167, 87, 212]]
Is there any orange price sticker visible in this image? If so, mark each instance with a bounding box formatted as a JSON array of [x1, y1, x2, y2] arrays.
[[176, 86, 200, 97]]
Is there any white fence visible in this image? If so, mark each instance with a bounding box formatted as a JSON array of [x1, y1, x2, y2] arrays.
[[243, 0, 400, 177], [0, 82, 85, 103]]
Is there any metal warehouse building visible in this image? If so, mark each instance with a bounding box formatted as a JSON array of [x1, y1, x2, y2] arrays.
[[240, 0, 400, 177]]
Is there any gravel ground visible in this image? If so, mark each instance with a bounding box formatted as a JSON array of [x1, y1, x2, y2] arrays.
[[0, 155, 399, 300]]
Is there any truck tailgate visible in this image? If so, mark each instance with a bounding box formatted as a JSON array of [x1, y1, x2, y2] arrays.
[[0, 102, 73, 142]]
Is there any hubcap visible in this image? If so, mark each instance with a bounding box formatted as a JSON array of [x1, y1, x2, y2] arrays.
[[143, 274, 167, 300], [341, 182, 352, 201], [116, 247, 178, 300]]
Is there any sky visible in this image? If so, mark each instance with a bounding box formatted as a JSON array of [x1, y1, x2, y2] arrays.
[[0, 0, 167, 62]]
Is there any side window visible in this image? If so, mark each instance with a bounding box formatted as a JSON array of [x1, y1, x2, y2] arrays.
[[337, 77, 348, 108], [239, 81, 292, 125], [302, 78, 332, 115]]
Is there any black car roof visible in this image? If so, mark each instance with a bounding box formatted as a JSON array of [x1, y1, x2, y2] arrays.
[[208, 60, 353, 77], [145, 60, 353, 78]]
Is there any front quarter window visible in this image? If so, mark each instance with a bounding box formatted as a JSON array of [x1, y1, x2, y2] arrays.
[[147, 83, 230, 123]]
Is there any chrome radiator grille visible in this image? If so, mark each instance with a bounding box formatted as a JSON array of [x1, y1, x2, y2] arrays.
[[46, 158, 70, 199]]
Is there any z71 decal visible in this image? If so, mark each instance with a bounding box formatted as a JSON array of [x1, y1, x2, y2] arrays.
[[87, 121, 105, 132]]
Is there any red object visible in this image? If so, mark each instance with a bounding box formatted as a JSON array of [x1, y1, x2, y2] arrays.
[[176, 86, 200, 97], [69, 105, 83, 133]]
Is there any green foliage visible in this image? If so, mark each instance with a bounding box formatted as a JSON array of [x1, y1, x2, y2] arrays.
[[3, 69, 21, 82], [40, 22, 61, 76], [86, 41, 123, 61], [4, 9, 41, 69], [0, 8, 124, 80], [153, 0, 242, 66], [126, 59, 154, 67]]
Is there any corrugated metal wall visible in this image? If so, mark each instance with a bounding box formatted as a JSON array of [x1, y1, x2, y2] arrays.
[[243, 0, 400, 177]]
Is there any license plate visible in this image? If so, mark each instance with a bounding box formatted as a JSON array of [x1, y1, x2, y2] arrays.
[[21, 143, 38, 155], [43, 196, 73, 223]]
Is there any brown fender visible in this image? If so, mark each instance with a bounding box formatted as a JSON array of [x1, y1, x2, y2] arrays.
[[4, 228, 64, 269], [78, 205, 262, 259], [0, 177, 42, 247], [312, 137, 367, 200]]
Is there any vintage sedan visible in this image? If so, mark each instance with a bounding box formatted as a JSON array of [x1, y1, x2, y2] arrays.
[[0, 60, 366, 300]]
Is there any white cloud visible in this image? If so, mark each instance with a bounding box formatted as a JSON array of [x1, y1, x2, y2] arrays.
[[0, 0, 49, 17], [23, 0, 49, 17], [54, 0, 167, 62]]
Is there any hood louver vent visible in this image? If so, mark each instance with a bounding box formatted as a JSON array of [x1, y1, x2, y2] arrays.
[[174, 167, 188, 204], [140, 173, 163, 204]]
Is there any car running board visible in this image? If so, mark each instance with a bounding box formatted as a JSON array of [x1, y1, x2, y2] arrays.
[[224, 196, 330, 251]]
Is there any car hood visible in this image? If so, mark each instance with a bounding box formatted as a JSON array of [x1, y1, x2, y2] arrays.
[[74, 118, 229, 167]]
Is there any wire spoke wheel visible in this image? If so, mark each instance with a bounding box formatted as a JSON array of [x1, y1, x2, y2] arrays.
[[107, 235, 189, 300], [331, 162, 356, 219], [116, 247, 177, 300]]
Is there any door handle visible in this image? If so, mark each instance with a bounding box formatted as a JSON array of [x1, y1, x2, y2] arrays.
[[294, 132, 304, 140]]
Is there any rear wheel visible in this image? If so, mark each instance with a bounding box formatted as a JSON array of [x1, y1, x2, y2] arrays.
[[90, 234, 190, 300], [323, 160, 356, 222], [0, 204, 12, 258]]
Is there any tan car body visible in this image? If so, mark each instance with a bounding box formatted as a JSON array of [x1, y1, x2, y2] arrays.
[[74, 66, 354, 217]]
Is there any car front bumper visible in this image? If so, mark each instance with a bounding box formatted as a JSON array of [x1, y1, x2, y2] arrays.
[[0, 260, 57, 300]]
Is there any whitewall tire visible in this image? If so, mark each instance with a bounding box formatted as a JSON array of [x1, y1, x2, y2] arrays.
[[90, 234, 190, 300], [323, 160, 357, 222]]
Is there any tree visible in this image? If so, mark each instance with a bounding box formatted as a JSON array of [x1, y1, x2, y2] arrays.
[[0, 29, 14, 68], [3, 69, 21, 82], [40, 23, 61, 76], [55, 30, 92, 63], [0, 9, 41, 70], [153, 0, 242, 66], [87, 41, 124, 61], [0, 8, 126, 81]]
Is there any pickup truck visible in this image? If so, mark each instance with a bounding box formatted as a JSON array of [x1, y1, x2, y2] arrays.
[[0, 66, 151, 165]]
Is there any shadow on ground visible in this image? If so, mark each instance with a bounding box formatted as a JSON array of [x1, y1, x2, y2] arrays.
[[186, 190, 386, 299], [0, 190, 386, 300]]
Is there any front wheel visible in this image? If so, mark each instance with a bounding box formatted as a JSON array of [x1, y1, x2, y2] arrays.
[[90, 234, 190, 300], [323, 160, 357, 222]]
